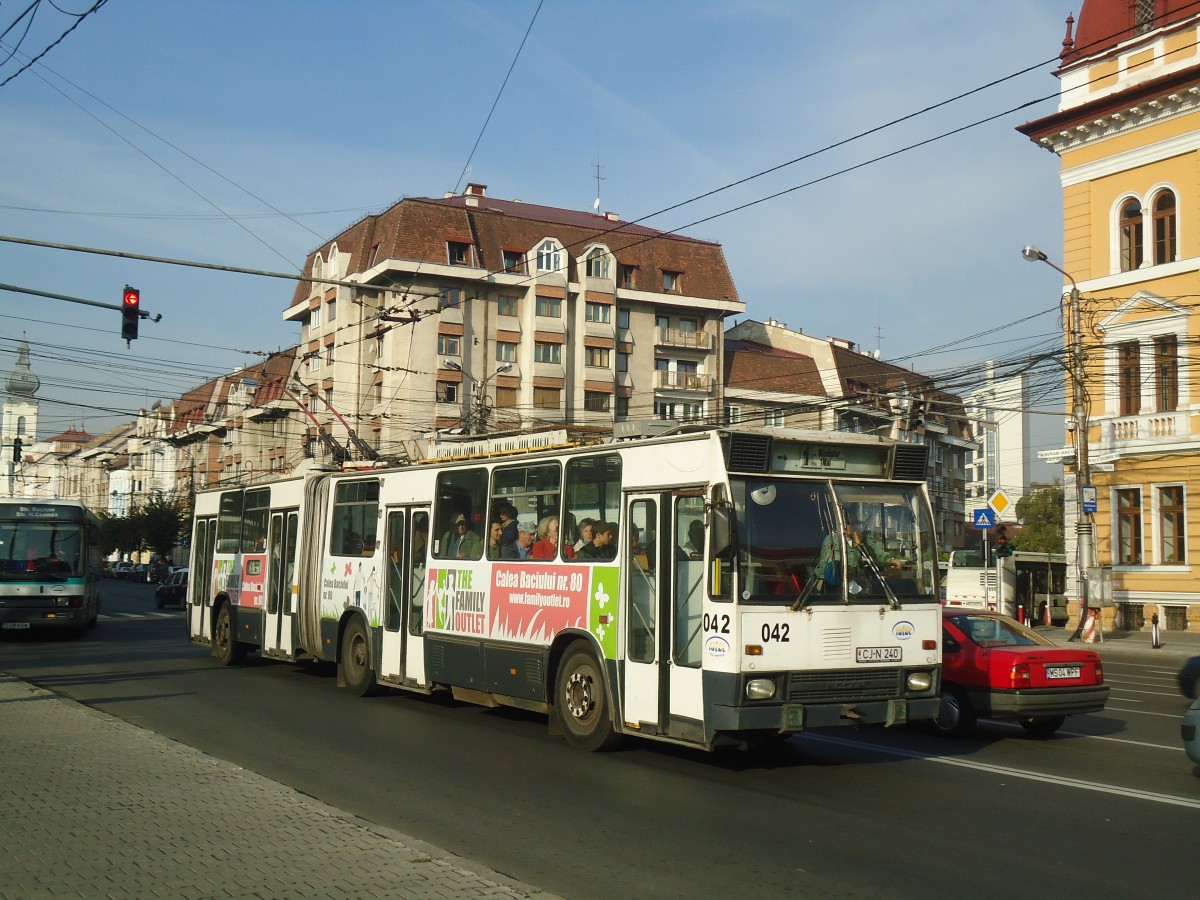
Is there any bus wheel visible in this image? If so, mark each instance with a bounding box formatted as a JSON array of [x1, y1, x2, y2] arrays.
[[930, 685, 975, 738], [340, 618, 379, 696], [213, 603, 245, 666], [554, 644, 619, 751], [1019, 715, 1065, 738]]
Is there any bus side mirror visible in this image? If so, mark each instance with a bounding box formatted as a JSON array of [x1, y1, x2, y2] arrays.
[[710, 507, 733, 557]]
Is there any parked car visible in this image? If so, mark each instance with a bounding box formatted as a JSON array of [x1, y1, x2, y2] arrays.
[[1177, 655, 1200, 700], [154, 568, 188, 609], [933, 608, 1109, 738], [112, 561, 134, 580], [129, 563, 149, 582]]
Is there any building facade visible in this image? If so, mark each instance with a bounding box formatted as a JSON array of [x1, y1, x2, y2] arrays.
[[963, 362, 1033, 512], [1018, 0, 1200, 630]]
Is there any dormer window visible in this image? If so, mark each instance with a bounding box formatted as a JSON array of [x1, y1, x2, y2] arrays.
[[586, 248, 610, 279], [662, 270, 681, 292], [536, 240, 561, 273], [447, 241, 472, 266], [502, 250, 525, 273]]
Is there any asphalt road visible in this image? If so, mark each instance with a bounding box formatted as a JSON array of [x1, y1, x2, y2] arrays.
[[3, 579, 1197, 900]]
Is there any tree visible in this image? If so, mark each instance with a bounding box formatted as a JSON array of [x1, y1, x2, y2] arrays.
[[98, 512, 140, 558], [136, 492, 189, 560], [1013, 483, 1064, 554]]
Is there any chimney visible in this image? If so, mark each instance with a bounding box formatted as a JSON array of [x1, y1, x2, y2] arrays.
[[465, 183, 487, 197], [465, 196, 479, 208], [604, 211, 620, 222]]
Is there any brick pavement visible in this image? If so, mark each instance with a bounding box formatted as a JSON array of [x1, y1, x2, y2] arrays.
[[0, 674, 558, 900]]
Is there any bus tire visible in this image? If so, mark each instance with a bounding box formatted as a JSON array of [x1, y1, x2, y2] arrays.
[[213, 603, 245, 666], [554, 643, 619, 751], [340, 617, 380, 696], [1019, 715, 1065, 738], [931, 684, 975, 738]]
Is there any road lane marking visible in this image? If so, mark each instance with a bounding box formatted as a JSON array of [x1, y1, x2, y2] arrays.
[[801, 733, 1200, 809], [1057, 731, 1184, 752], [1104, 705, 1191, 719]]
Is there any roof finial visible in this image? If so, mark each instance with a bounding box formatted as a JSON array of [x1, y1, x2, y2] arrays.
[[1061, 12, 1075, 61]]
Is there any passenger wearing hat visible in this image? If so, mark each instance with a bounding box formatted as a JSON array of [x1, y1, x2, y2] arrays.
[[502, 520, 536, 559], [441, 513, 483, 559]]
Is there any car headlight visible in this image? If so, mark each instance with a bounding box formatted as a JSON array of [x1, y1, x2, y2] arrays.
[[906, 671, 934, 692], [745, 678, 777, 701]]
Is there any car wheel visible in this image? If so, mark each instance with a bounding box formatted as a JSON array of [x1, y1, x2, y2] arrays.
[[1019, 715, 1065, 738], [553, 643, 620, 751], [931, 685, 976, 738]]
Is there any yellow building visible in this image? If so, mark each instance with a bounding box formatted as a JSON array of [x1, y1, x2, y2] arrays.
[[1018, 1, 1200, 633]]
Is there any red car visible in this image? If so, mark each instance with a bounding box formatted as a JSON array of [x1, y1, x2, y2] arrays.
[[933, 608, 1109, 738]]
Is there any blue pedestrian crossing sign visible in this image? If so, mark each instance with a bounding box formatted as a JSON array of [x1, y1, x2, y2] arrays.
[[973, 508, 996, 529]]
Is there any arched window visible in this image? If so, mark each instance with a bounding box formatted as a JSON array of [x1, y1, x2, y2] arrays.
[[1153, 190, 1176, 264], [1120, 199, 1144, 272], [585, 247, 610, 279], [16, 415, 26, 435], [536, 240, 561, 273]]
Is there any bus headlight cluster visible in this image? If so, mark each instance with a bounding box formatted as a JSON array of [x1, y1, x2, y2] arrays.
[[906, 671, 934, 693], [745, 678, 776, 701]]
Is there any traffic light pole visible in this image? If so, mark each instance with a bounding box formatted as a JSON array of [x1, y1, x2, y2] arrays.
[[0, 282, 159, 342]]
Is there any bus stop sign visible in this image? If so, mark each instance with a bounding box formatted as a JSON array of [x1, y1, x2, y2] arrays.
[[973, 508, 995, 529]]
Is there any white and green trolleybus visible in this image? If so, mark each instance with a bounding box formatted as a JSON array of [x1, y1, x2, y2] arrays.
[[187, 427, 942, 751]]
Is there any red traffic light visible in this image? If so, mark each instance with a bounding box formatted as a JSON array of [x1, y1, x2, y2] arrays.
[[121, 285, 140, 341], [123, 288, 140, 307]]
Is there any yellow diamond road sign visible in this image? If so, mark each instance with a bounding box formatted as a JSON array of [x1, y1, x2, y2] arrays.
[[987, 489, 1012, 519]]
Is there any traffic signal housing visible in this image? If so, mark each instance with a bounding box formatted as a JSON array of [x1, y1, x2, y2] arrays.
[[122, 286, 140, 341]]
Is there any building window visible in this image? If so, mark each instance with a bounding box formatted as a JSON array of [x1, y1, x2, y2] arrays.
[[584, 391, 611, 411], [327, 299, 336, 322], [1118, 340, 1141, 416], [502, 250, 525, 274], [1158, 485, 1185, 563], [585, 302, 611, 323], [1154, 334, 1178, 412], [324, 345, 334, 367], [725, 405, 741, 425], [496, 342, 517, 363], [662, 270, 681, 292], [495, 386, 517, 408], [764, 409, 784, 427], [617, 308, 630, 329], [1135, 0, 1155, 33], [535, 296, 561, 318], [497, 294, 518, 317], [616, 395, 629, 419], [447, 241, 471, 266], [586, 347, 611, 367], [533, 387, 560, 409], [536, 240, 561, 273], [586, 248, 610, 279], [1153, 190, 1177, 264], [1120, 199, 1143, 272], [534, 342, 561, 364], [439, 288, 462, 310], [618, 264, 637, 289], [1116, 488, 1142, 565], [367, 242, 381, 268], [437, 335, 460, 356], [437, 382, 459, 403], [310, 305, 321, 328], [617, 352, 629, 373]]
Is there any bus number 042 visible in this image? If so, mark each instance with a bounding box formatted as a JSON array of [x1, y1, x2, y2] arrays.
[[761, 622, 790, 643], [703, 613, 730, 634]]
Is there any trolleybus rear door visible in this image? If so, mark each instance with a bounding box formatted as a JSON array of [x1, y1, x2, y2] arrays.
[[188, 517, 216, 640], [262, 510, 298, 657], [622, 496, 661, 731]]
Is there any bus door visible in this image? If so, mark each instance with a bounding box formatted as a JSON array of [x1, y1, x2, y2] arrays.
[[189, 517, 217, 640], [380, 507, 430, 685], [262, 510, 299, 657], [622, 495, 662, 731], [668, 494, 706, 728]]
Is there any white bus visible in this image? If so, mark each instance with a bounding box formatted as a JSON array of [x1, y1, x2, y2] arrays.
[[187, 428, 942, 751], [943, 549, 1068, 626], [0, 499, 102, 633]]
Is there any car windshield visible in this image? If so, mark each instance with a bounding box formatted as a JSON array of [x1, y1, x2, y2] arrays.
[[730, 477, 938, 605], [951, 614, 1055, 648]]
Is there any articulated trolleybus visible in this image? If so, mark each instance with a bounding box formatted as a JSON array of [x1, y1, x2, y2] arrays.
[[187, 427, 942, 751], [0, 499, 102, 633]]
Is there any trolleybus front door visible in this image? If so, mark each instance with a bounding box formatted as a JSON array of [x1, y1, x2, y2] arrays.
[[188, 517, 216, 641], [622, 496, 661, 731], [262, 510, 299, 657]]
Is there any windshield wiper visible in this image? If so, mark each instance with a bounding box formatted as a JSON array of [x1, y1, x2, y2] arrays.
[[789, 567, 825, 612], [857, 550, 900, 610]]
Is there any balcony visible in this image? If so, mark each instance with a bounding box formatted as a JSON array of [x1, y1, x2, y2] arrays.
[[1101, 411, 1189, 452], [656, 327, 712, 350], [655, 370, 715, 394]]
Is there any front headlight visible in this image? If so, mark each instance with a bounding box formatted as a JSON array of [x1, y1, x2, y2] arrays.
[[906, 671, 934, 692], [745, 678, 777, 701]]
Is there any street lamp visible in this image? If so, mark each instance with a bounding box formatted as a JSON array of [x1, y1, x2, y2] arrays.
[[1022, 244, 1092, 638], [442, 360, 513, 434]]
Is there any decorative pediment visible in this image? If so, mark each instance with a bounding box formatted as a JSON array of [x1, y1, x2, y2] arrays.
[[1097, 290, 1187, 335]]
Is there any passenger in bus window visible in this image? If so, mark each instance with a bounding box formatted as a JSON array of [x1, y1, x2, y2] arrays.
[[577, 521, 616, 561], [678, 520, 705, 560], [442, 514, 482, 559], [502, 521, 536, 559], [629, 524, 651, 571], [573, 518, 596, 553], [487, 519, 503, 558], [530, 516, 561, 560], [494, 502, 519, 553]]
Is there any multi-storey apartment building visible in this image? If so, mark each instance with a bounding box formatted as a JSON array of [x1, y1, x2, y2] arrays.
[[962, 363, 1032, 511], [282, 184, 743, 460], [724, 319, 973, 550], [1018, 0, 1200, 631]]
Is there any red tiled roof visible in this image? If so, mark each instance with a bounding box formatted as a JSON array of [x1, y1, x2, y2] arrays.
[[46, 428, 94, 444], [1064, 1, 1199, 65], [724, 339, 826, 395]]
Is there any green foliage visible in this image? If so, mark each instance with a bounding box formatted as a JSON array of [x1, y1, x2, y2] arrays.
[[98, 493, 189, 559], [1014, 483, 1064, 554]]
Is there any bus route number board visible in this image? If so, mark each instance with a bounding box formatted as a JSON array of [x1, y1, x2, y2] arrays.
[[857, 646, 901, 663]]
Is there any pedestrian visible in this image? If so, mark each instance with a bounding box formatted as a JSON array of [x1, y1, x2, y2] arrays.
[[1151, 611, 1161, 649]]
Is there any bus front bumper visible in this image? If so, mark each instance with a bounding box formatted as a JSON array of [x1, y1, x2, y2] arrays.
[[711, 696, 942, 732]]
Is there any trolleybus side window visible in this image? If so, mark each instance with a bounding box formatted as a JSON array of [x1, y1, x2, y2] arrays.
[[331, 479, 380, 557], [409, 510, 429, 635], [434, 468, 487, 559], [488, 463, 561, 559], [565, 454, 621, 561], [242, 488, 269, 553], [216, 491, 243, 553], [385, 512, 405, 631], [627, 499, 656, 662], [674, 495, 705, 667]]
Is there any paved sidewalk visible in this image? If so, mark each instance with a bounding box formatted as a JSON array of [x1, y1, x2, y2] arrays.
[[0, 674, 557, 900], [1038, 623, 1200, 661]]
